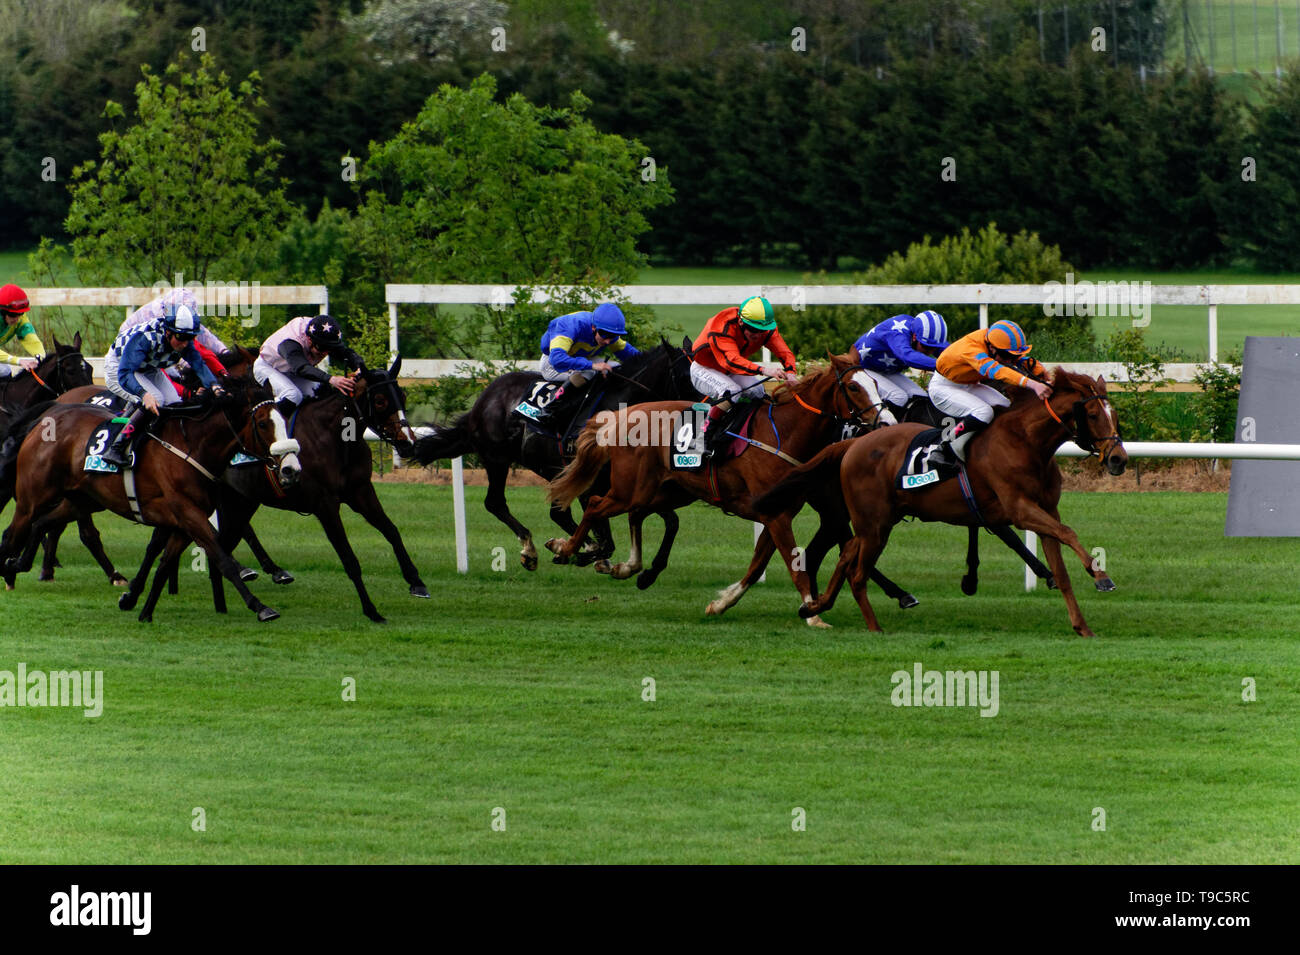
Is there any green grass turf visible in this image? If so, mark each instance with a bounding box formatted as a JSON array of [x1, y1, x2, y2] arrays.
[[0, 483, 1296, 863]]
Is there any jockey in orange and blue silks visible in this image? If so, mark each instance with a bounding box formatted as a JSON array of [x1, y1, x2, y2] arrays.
[[852, 310, 949, 425], [0, 284, 44, 380], [930, 319, 1053, 462]]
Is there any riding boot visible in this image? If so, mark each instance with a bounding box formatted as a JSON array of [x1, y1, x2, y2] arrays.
[[275, 398, 299, 436], [941, 414, 987, 463], [101, 405, 151, 468], [701, 397, 737, 459]]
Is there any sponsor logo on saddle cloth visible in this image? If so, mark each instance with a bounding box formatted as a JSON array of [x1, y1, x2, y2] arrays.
[[896, 426, 962, 491], [83, 416, 134, 473], [513, 381, 561, 421], [85, 390, 128, 413], [671, 404, 711, 471]]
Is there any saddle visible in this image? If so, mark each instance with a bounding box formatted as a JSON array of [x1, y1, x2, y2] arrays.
[[83, 390, 130, 414], [894, 427, 962, 490]]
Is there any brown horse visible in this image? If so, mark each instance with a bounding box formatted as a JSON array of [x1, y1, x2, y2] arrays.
[[544, 352, 903, 625], [0, 375, 297, 621], [754, 367, 1127, 636]]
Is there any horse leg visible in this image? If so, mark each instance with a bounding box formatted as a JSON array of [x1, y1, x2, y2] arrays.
[[961, 524, 980, 595], [346, 481, 429, 599], [119, 525, 171, 613], [137, 530, 190, 623], [845, 530, 891, 632], [1007, 502, 1110, 637], [1038, 534, 1092, 638], [75, 514, 129, 586], [705, 524, 776, 617], [242, 522, 292, 584], [37, 524, 65, 581], [484, 459, 537, 571], [184, 515, 278, 623], [988, 523, 1056, 589], [800, 537, 859, 619], [545, 491, 632, 564], [635, 509, 679, 590], [602, 511, 645, 580], [317, 504, 385, 622], [765, 515, 830, 627]]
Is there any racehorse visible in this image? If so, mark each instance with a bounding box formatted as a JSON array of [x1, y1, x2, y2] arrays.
[[187, 356, 427, 623], [753, 368, 1127, 636], [410, 338, 697, 570], [0, 346, 287, 587], [0, 375, 297, 622], [0, 333, 95, 427], [544, 352, 915, 626]]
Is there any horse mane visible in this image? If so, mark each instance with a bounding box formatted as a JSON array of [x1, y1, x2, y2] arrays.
[[770, 356, 853, 404], [999, 366, 1104, 421]]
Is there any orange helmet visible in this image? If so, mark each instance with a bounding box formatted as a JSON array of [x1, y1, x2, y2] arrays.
[[986, 320, 1030, 356]]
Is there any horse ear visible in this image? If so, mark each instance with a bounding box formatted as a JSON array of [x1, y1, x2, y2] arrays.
[[682, 335, 692, 351], [53, 334, 62, 350], [388, 353, 402, 379], [73, 331, 82, 351]]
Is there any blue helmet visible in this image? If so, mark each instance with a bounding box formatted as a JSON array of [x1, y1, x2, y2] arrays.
[[162, 302, 201, 338], [591, 303, 627, 337], [914, 310, 949, 350]]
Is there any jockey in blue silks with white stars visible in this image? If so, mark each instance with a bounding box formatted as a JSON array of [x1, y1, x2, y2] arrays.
[[534, 303, 639, 431], [100, 300, 224, 466], [851, 310, 949, 425]]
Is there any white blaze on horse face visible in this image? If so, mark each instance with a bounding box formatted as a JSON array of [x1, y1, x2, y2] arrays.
[[1100, 399, 1118, 438], [850, 370, 884, 421], [396, 408, 418, 445], [267, 408, 302, 473]]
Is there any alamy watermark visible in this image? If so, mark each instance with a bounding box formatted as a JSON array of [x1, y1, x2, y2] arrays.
[[0, 663, 103, 717], [1043, 272, 1153, 327], [890, 662, 999, 717], [152, 272, 262, 328]]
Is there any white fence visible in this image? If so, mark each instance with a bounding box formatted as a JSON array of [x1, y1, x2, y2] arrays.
[[386, 282, 1299, 574], [30, 285, 330, 378]]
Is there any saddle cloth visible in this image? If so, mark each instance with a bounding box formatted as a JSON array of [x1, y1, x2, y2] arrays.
[[671, 403, 758, 471], [895, 427, 962, 491], [82, 415, 136, 473], [513, 381, 561, 425]]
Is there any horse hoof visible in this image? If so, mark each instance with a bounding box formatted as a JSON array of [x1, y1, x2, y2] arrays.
[[272, 570, 294, 585], [239, 567, 258, 583], [1045, 575, 1058, 590], [1075, 626, 1096, 638], [898, 593, 919, 610], [257, 607, 280, 622], [635, 571, 659, 591], [544, 538, 564, 554], [118, 592, 138, 611], [805, 614, 832, 629], [521, 553, 538, 572], [798, 603, 818, 619], [111, 574, 129, 587], [410, 584, 430, 598], [138, 611, 153, 623], [594, 560, 612, 575], [960, 576, 977, 596], [38, 570, 53, 582], [1095, 576, 1116, 592]]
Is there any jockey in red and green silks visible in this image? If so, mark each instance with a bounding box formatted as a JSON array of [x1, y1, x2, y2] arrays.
[[0, 283, 44, 379]]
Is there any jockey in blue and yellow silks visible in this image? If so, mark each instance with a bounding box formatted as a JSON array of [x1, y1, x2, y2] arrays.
[[534, 303, 639, 432]]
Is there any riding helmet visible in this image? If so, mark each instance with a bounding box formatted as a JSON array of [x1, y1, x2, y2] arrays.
[[0, 283, 30, 315], [986, 319, 1031, 356], [591, 303, 627, 337], [307, 314, 343, 348], [914, 310, 949, 350], [738, 295, 776, 331]]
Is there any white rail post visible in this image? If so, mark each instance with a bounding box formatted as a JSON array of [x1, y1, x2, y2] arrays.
[[1024, 530, 1039, 591], [388, 301, 400, 364], [1207, 303, 1218, 363], [452, 455, 469, 574], [979, 302, 989, 329]]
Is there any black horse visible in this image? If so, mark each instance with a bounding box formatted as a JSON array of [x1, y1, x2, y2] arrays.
[[410, 337, 697, 570], [0, 333, 94, 429]]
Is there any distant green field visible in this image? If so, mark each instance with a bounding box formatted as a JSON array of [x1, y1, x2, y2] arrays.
[[1186, 0, 1300, 74], [0, 485, 1297, 863]]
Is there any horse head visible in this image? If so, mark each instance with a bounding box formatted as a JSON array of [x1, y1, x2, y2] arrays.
[[40, 333, 95, 396], [778, 351, 882, 429], [1045, 368, 1127, 475], [214, 374, 303, 487], [353, 356, 418, 456]]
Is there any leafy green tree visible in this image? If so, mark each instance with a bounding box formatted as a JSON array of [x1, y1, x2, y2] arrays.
[[63, 53, 292, 287]]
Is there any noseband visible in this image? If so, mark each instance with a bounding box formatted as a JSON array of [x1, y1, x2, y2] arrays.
[[1042, 392, 1123, 459]]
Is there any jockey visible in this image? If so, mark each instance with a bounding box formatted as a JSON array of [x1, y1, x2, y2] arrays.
[[690, 295, 798, 455], [120, 288, 229, 390], [852, 310, 949, 425], [101, 301, 224, 467], [254, 313, 363, 419], [0, 283, 44, 379], [534, 303, 639, 431], [930, 319, 1052, 462]]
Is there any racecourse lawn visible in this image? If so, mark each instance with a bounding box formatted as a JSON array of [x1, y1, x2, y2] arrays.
[[0, 483, 1296, 864]]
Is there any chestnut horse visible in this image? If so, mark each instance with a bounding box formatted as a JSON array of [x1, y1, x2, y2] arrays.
[[545, 353, 917, 625], [754, 368, 1127, 636], [0, 375, 298, 621]]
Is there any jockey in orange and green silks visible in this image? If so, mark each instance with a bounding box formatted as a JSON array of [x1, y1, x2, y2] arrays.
[[929, 319, 1053, 462], [0, 284, 44, 379]]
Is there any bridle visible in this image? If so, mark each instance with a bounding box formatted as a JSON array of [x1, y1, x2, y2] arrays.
[[605, 345, 694, 402], [1041, 390, 1123, 460], [348, 370, 418, 449], [788, 362, 880, 429]]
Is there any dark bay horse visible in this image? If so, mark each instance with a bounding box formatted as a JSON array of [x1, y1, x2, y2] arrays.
[[189, 358, 427, 623], [0, 333, 95, 427], [545, 353, 915, 626], [410, 338, 697, 570], [0, 376, 295, 621], [754, 368, 1127, 636]]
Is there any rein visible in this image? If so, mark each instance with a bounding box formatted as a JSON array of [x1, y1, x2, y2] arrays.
[[1041, 392, 1122, 459]]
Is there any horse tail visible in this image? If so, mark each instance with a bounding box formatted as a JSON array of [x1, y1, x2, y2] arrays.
[[0, 399, 59, 506], [752, 439, 853, 518], [547, 413, 614, 507], [408, 414, 475, 465]]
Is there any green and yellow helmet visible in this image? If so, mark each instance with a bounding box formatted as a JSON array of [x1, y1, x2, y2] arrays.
[[737, 295, 776, 331]]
